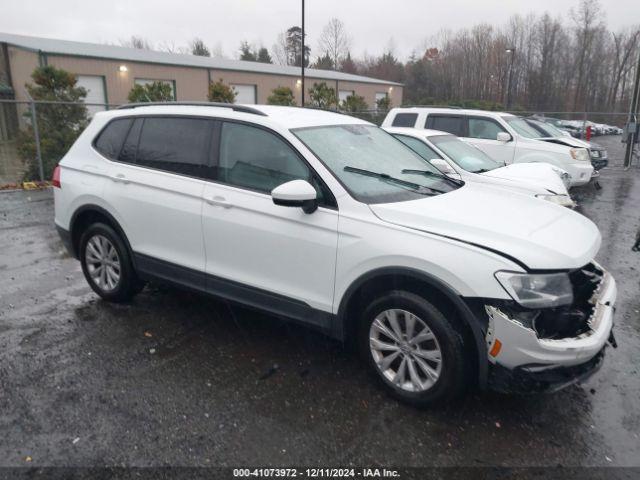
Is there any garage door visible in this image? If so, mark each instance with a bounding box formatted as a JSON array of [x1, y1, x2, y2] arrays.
[[231, 84, 256, 104], [76, 75, 106, 116]]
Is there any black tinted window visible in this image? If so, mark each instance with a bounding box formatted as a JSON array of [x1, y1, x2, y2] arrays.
[[136, 117, 213, 177], [219, 122, 311, 194], [426, 115, 463, 136], [94, 119, 132, 159], [119, 118, 142, 164], [391, 113, 418, 127]]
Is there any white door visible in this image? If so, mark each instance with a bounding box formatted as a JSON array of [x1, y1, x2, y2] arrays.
[[201, 121, 338, 318], [102, 117, 211, 286], [462, 117, 516, 165], [231, 84, 257, 104], [76, 75, 106, 116]]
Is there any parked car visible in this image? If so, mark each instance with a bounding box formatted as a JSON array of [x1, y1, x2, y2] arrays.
[[382, 108, 594, 187], [384, 127, 575, 207], [525, 119, 609, 172], [54, 103, 616, 407]]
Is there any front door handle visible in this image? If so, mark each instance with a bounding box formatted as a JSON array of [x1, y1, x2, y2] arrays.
[[112, 173, 129, 184], [205, 195, 232, 208]]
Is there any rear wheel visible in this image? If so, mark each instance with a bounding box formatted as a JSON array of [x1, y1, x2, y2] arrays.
[[79, 223, 144, 302], [359, 290, 467, 407]]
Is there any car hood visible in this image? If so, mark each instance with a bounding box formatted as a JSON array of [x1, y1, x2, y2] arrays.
[[369, 182, 600, 270], [480, 163, 569, 195], [537, 136, 589, 148]]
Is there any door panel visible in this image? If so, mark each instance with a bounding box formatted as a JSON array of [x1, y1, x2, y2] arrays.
[[202, 183, 338, 313], [104, 164, 206, 274], [101, 116, 211, 279], [202, 121, 338, 315]]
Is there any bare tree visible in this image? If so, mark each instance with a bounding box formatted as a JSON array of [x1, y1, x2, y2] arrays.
[[318, 18, 351, 70], [120, 36, 152, 50]]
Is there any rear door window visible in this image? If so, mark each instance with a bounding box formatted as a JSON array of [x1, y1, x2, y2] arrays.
[[425, 115, 464, 136], [94, 118, 133, 160], [135, 117, 214, 178], [391, 113, 418, 127]]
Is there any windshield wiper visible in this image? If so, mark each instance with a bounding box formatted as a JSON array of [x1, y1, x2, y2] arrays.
[[401, 169, 463, 188], [343, 166, 437, 195], [473, 168, 491, 174]]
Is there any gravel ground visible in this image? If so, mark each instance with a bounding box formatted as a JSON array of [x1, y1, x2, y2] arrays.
[[0, 135, 639, 471]]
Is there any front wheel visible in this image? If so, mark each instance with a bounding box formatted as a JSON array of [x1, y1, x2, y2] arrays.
[[79, 223, 144, 302], [359, 290, 467, 407]]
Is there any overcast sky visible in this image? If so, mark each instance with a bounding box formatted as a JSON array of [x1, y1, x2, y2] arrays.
[[1, 0, 638, 60]]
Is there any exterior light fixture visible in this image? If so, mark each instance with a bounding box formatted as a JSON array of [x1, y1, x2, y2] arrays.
[[389, 87, 394, 92], [296, 79, 302, 88], [118, 65, 128, 72]]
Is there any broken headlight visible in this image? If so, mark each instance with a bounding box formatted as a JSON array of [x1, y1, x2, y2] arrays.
[[495, 271, 573, 309]]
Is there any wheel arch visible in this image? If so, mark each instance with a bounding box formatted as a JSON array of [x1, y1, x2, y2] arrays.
[[335, 267, 489, 388], [69, 204, 134, 264]]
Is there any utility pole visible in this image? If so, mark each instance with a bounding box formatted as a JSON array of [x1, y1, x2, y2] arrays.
[[301, 0, 306, 106], [624, 48, 640, 169], [505, 47, 516, 110]]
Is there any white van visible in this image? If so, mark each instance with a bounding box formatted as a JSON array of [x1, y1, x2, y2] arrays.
[[382, 108, 594, 187]]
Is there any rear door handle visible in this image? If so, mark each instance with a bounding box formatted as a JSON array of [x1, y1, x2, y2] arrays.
[[112, 173, 129, 184], [205, 195, 232, 208]]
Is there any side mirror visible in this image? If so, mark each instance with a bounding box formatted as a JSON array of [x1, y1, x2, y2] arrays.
[[271, 179, 318, 214], [497, 132, 512, 142], [429, 158, 456, 175]]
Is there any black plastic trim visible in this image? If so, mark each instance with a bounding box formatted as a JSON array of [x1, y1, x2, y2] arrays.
[[55, 225, 74, 257], [133, 252, 334, 332]]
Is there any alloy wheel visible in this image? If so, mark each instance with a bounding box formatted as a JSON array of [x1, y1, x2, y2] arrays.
[[369, 308, 443, 392], [85, 234, 121, 292]]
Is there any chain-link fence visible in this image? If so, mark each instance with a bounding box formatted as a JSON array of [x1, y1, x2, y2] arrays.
[[0, 99, 637, 186], [0, 98, 117, 187]]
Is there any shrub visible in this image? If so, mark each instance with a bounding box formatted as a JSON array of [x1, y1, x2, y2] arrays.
[[208, 79, 236, 103], [376, 95, 391, 112], [307, 82, 337, 109], [267, 86, 296, 106], [342, 94, 368, 112], [127, 81, 174, 102], [17, 66, 88, 180]]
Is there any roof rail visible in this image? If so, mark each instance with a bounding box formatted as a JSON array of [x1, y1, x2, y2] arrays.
[[116, 101, 267, 116]]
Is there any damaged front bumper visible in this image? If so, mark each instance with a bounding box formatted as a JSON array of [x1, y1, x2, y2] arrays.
[[484, 265, 616, 393]]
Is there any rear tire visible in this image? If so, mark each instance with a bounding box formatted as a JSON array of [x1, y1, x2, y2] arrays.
[[79, 223, 143, 303], [358, 290, 467, 407]]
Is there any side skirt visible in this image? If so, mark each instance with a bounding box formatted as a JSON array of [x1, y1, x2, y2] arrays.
[[133, 252, 335, 334]]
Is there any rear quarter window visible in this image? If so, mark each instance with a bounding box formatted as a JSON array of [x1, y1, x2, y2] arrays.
[[391, 113, 418, 127], [94, 118, 133, 159]]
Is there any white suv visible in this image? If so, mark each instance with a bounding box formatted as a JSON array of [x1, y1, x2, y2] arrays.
[[382, 108, 594, 187], [54, 103, 616, 406]]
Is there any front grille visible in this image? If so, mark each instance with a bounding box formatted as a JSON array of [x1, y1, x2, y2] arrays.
[[533, 263, 603, 339]]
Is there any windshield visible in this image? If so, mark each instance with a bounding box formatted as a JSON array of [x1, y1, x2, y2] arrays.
[[428, 135, 502, 173], [525, 119, 566, 138], [503, 116, 542, 139], [293, 125, 459, 204]]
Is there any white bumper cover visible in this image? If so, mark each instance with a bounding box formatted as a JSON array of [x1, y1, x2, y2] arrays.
[[485, 270, 616, 370]]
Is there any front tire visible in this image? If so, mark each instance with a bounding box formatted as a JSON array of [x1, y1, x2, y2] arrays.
[[358, 290, 467, 407], [79, 223, 143, 303]]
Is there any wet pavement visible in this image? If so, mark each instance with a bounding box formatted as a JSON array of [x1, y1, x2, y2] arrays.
[[0, 135, 639, 469]]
